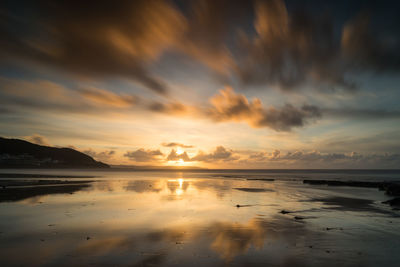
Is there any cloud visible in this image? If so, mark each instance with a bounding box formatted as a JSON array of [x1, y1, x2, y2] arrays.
[[163, 146, 239, 163], [323, 108, 400, 120], [1, 0, 399, 96], [235, 0, 349, 90], [161, 142, 194, 148], [2, 78, 398, 132], [206, 87, 321, 131], [0, 77, 179, 116], [83, 149, 115, 162], [245, 149, 400, 168], [79, 87, 139, 108], [166, 149, 191, 162], [192, 146, 238, 162], [0, 0, 187, 94], [0, 78, 86, 113], [24, 134, 51, 146], [124, 149, 164, 162], [235, 0, 400, 91], [175, 0, 250, 76], [147, 101, 188, 115], [341, 13, 400, 71]]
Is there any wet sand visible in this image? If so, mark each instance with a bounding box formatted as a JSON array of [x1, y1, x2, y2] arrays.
[[0, 170, 400, 266]]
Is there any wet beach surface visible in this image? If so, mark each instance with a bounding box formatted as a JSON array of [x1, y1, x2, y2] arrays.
[[0, 170, 400, 266]]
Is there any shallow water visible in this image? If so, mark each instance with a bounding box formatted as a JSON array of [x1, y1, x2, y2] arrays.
[[0, 169, 400, 266]]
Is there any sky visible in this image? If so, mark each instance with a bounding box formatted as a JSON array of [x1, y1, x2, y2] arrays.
[[0, 0, 400, 168]]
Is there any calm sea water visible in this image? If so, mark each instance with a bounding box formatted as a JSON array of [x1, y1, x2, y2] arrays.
[[0, 169, 400, 266]]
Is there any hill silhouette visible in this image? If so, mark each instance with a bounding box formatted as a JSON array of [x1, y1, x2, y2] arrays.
[[0, 137, 109, 168]]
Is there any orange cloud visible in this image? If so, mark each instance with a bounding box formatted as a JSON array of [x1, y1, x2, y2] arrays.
[[167, 149, 191, 162], [206, 87, 321, 131]]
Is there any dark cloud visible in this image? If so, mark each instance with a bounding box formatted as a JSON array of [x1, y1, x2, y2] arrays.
[[124, 148, 163, 162], [166, 149, 191, 162], [0, 0, 188, 94], [161, 142, 194, 148], [192, 146, 238, 162], [235, 0, 347, 90], [206, 87, 321, 131], [341, 13, 400, 71], [235, 0, 399, 91], [1, 0, 399, 95], [176, 0, 252, 76]]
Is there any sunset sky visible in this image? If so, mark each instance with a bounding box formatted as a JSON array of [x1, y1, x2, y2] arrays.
[[0, 0, 399, 168]]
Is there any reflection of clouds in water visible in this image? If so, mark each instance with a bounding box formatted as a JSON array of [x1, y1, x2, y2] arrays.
[[167, 179, 189, 194], [207, 216, 308, 261], [209, 219, 266, 260], [147, 228, 186, 243], [90, 178, 238, 201], [75, 236, 136, 256], [125, 180, 163, 193], [141, 216, 308, 262], [0, 215, 313, 266], [192, 179, 233, 199], [132, 253, 167, 267], [123, 179, 192, 201]]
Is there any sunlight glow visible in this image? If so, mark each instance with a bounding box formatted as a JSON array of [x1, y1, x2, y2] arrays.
[[176, 148, 184, 155], [176, 178, 184, 195]]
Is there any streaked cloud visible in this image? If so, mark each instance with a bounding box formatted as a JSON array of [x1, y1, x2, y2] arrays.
[[0, 0, 187, 94], [235, 0, 400, 91], [79, 88, 139, 108]]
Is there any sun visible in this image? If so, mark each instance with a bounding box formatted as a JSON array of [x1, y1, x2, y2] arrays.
[[176, 148, 184, 155]]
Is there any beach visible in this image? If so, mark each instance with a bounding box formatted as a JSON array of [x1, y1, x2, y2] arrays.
[[0, 169, 399, 266]]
